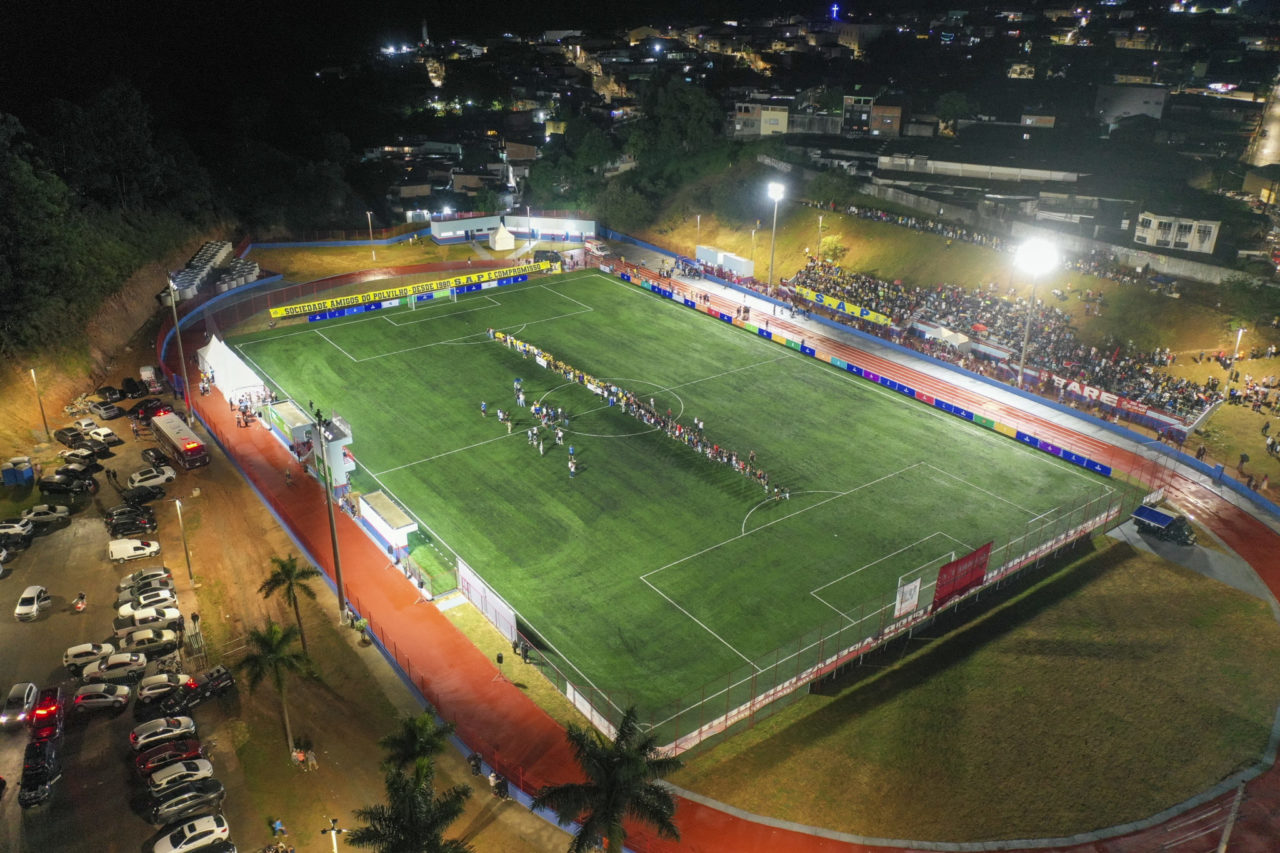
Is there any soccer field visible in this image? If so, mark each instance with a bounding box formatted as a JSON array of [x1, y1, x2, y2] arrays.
[[230, 271, 1130, 742]]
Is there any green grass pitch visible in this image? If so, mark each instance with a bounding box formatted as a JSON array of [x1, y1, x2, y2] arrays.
[[230, 271, 1129, 739]]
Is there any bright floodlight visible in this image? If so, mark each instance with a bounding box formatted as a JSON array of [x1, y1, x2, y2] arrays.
[[1014, 238, 1059, 276], [767, 182, 785, 202]]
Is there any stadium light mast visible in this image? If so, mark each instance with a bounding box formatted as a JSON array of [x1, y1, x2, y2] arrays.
[[695, 213, 701, 256], [767, 182, 785, 290], [313, 408, 348, 618], [817, 214, 824, 260], [366, 211, 377, 262], [168, 279, 192, 416], [29, 368, 51, 441], [1235, 326, 1247, 360], [1014, 238, 1060, 391]]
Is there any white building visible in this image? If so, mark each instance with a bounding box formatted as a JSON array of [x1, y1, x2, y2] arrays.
[[1133, 211, 1219, 254]]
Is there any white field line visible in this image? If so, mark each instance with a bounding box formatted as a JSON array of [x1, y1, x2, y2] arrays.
[[639, 579, 761, 671], [363, 303, 593, 363], [315, 330, 358, 362], [810, 531, 951, 596], [383, 295, 501, 327], [740, 490, 845, 536], [232, 345, 288, 398], [373, 432, 521, 476], [922, 462, 1042, 517]]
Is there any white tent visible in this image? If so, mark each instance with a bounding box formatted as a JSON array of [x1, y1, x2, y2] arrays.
[[198, 335, 266, 398], [488, 223, 515, 251]]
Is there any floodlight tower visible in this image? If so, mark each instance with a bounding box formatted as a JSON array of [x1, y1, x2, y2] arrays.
[[1014, 238, 1060, 390], [767, 182, 785, 289]]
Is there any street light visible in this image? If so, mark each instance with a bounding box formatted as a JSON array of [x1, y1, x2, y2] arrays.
[[168, 281, 192, 417], [750, 228, 757, 274], [29, 368, 50, 441], [695, 214, 701, 255], [767, 182, 785, 290], [1235, 327, 1247, 360], [817, 214, 824, 261], [366, 211, 376, 262], [175, 498, 195, 583], [526, 205, 533, 251], [321, 818, 347, 853], [313, 407, 348, 617], [1014, 238, 1060, 391]]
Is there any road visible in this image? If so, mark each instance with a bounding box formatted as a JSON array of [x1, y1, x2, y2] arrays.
[[1247, 80, 1280, 166]]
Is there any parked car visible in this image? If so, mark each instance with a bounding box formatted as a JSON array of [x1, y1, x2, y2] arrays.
[[128, 466, 177, 489], [1, 682, 38, 727], [20, 505, 70, 525], [82, 653, 148, 684], [72, 418, 99, 432], [0, 546, 8, 564], [29, 687, 65, 731], [88, 426, 124, 446], [109, 538, 161, 564], [54, 463, 97, 482], [38, 475, 95, 496], [120, 376, 146, 399], [54, 427, 83, 447], [96, 386, 124, 403], [88, 400, 125, 420], [136, 674, 197, 705], [110, 518, 159, 539], [120, 485, 166, 505], [114, 578, 175, 607], [0, 518, 34, 537], [119, 629, 181, 657], [29, 716, 64, 745], [131, 716, 197, 751], [534, 249, 563, 264], [136, 738, 204, 777], [63, 643, 114, 676], [114, 606, 183, 638], [162, 667, 234, 715], [105, 504, 157, 525], [117, 590, 178, 617], [72, 683, 131, 712], [117, 567, 172, 590], [72, 436, 111, 458], [149, 778, 226, 825], [14, 586, 52, 621], [17, 740, 61, 808], [129, 398, 174, 424], [148, 759, 214, 796], [58, 447, 97, 465], [143, 448, 173, 467], [0, 530, 34, 552], [151, 813, 228, 853]]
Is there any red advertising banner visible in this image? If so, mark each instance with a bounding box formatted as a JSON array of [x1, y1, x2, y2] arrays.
[[931, 542, 993, 610]]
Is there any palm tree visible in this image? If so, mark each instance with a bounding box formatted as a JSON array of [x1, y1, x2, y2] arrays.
[[379, 713, 457, 775], [236, 620, 307, 754], [349, 762, 473, 853], [258, 553, 322, 655], [531, 706, 682, 853]]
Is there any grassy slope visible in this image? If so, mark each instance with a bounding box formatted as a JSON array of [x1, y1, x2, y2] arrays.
[[229, 273, 1124, 730]]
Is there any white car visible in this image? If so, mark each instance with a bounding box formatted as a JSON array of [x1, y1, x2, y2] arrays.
[[152, 814, 228, 853], [0, 518, 34, 537], [109, 538, 161, 563], [115, 578, 176, 607], [73, 683, 130, 712], [71, 418, 98, 432], [114, 606, 183, 638], [130, 715, 197, 752], [118, 590, 179, 618], [127, 466, 176, 489], [20, 505, 70, 525], [118, 568, 174, 591], [137, 674, 196, 705], [1, 682, 38, 727], [14, 585, 52, 621], [87, 427, 124, 446], [82, 652, 148, 683], [148, 759, 214, 796], [64, 642, 115, 675]]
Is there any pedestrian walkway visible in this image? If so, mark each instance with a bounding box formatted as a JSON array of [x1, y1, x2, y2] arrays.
[[168, 259, 1280, 852]]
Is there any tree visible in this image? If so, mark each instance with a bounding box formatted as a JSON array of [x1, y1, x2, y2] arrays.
[[379, 713, 457, 775], [820, 235, 848, 265], [531, 706, 682, 853], [236, 620, 307, 754], [934, 92, 973, 135], [258, 554, 322, 656], [349, 764, 472, 853]]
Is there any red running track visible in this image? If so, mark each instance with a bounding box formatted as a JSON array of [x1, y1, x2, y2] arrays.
[[171, 270, 1280, 853]]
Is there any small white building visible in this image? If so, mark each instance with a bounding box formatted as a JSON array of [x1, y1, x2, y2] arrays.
[[1133, 210, 1220, 254]]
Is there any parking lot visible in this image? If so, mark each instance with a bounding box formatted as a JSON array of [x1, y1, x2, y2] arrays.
[[0, 434, 250, 852]]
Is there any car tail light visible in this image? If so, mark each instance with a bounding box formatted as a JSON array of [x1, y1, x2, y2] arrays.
[[183, 678, 198, 690]]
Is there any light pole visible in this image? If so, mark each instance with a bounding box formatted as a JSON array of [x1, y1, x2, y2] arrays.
[[750, 228, 757, 275], [695, 214, 701, 255], [1014, 238, 1060, 391], [29, 368, 50, 441], [168, 281, 192, 416], [366, 210, 376, 262], [767, 182, 785, 289], [175, 498, 195, 583], [526, 204, 533, 250], [817, 214, 824, 261], [313, 408, 348, 617], [1235, 327, 1247, 360], [321, 817, 346, 853]]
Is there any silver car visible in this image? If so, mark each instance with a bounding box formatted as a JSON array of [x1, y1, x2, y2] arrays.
[[149, 778, 226, 825]]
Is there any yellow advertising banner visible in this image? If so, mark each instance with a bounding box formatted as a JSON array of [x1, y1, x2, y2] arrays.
[[794, 285, 891, 326], [268, 261, 551, 318]]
